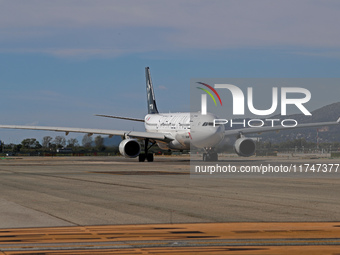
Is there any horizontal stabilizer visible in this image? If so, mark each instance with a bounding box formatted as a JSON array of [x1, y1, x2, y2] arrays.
[[95, 114, 144, 122]]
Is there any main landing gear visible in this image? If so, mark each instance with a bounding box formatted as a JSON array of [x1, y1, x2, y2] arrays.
[[139, 138, 155, 162], [202, 148, 218, 162]]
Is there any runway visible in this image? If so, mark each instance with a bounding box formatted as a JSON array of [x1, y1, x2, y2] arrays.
[[0, 155, 339, 253]]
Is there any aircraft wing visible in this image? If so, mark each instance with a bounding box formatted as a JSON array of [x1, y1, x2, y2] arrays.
[[0, 125, 173, 142], [224, 117, 340, 137]]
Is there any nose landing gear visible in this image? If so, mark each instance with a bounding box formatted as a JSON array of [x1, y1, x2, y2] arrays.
[[203, 148, 218, 161]]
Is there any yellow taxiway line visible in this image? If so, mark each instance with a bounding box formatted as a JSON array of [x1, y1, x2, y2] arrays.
[[0, 222, 339, 254]]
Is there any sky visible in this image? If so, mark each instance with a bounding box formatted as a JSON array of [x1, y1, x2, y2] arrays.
[[0, 0, 340, 144]]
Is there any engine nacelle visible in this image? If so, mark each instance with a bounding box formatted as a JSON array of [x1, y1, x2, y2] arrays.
[[234, 137, 256, 157], [119, 139, 141, 158]]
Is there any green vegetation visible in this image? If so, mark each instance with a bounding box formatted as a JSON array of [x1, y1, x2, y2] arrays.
[[331, 152, 340, 158], [256, 138, 340, 153], [0, 135, 120, 156], [0, 136, 339, 157]]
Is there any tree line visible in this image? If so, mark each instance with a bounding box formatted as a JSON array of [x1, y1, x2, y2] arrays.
[[255, 138, 340, 152], [1, 136, 339, 156], [1, 135, 118, 155]]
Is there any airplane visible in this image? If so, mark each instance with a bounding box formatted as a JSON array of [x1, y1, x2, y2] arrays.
[[0, 67, 339, 162]]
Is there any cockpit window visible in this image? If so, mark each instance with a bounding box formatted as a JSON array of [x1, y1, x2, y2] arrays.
[[202, 122, 222, 127]]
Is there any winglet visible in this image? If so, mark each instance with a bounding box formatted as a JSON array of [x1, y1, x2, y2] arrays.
[[337, 117, 340, 123]]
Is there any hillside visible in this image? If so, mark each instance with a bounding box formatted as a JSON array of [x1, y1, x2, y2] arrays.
[[258, 102, 340, 143]]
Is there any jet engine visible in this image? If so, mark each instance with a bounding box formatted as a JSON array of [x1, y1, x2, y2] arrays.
[[119, 139, 141, 158], [234, 137, 256, 157]]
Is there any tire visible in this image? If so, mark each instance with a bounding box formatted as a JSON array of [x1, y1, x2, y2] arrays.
[[146, 153, 154, 162], [139, 153, 146, 162], [211, 152, 218, 161]]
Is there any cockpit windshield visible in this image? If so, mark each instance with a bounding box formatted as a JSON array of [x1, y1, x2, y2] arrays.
[[202, 122, 222, 127], [202, 122, 213, 126]]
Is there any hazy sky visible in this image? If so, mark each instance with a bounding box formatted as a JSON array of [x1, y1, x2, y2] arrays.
[[1, 0, 340, 143]]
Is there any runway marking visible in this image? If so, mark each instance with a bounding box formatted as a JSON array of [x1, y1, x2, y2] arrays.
[[0, 222, 340, 254], [90, 171, 189, 175], [4, 246, 340, 255]]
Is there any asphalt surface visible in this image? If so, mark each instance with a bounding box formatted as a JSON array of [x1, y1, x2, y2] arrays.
[[0, 155, 339, 228], [0, 155, 340, 254]]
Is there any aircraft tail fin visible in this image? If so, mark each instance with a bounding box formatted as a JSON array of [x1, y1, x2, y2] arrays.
[[145, 67, 159, 114]]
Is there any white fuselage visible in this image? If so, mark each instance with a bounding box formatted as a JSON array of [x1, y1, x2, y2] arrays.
[[144, 112, 225, 150]]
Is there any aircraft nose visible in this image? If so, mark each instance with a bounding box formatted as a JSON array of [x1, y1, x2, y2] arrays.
[[191, 125, 224, 148]]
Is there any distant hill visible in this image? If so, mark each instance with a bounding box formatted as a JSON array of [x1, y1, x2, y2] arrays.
[[257, 102, 340, 143], [103, 136, 122, 147]]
